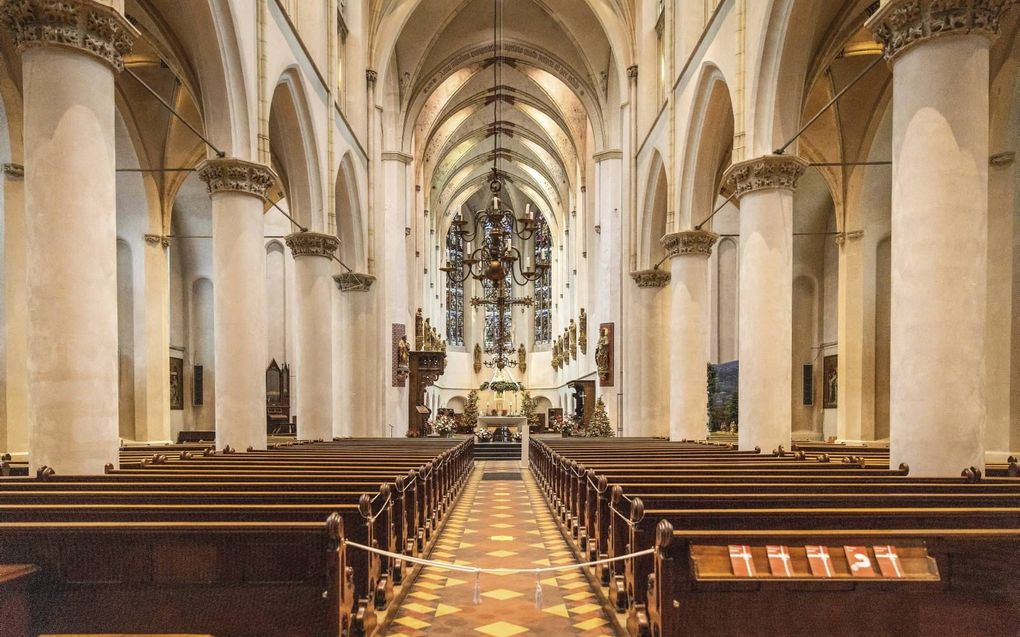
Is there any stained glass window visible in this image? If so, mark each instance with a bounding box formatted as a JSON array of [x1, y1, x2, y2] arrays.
[[445, 227, 464, 346], [533, 211, 552, 344]]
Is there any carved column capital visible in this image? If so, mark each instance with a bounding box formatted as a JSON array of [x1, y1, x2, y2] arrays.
[[722, 154, 808, 198], [626, 64, 638, 79], [143, 233, 170, 248], [0, 0, 139, 72], [285, 231, 340, 259], [835, 230, 865, 247], [662, 229, 719, 258], [630, 268, 671, 288], [2, 162, 23, 179], [867, 0, 1018, 62], [196, 158, 277, 199], [366, 69, 378, 85], [333, 272, 376, 291]]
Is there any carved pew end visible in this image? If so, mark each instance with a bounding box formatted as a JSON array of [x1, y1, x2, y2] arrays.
[[961, 466, 983, 483]]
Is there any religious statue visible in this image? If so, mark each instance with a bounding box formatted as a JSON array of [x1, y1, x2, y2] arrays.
[[595, 327, 610, 381], [473, 343, 482, 373], [569, 319, 578, 360], [415, 308, 424, 348], [579, 308, 588, 354], [397, 335, 410, 368], [551, 340, 559, 369], [518, 343, 527, 373]]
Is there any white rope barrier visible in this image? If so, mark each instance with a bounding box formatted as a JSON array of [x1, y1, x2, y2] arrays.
[[343, 538, 655, 608]]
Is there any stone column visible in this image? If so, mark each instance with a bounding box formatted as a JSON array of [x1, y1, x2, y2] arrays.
[[836, 232, 868, 443], [139, 233, 171, 443], [868, 0, 1017, 476], [197, 158, 277, 452], [285, 232, 339, 441], [663, 230, 718, 441], [626, 269, 670, 437], [334, 273, 376, 438], [723, 155, 807, 453], [3, 163, 28, 459], [380, 152, 411, 436], [2, 0, 137, 473]]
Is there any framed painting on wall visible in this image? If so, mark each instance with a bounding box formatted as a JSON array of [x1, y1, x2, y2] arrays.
[[822, 354, 837, 409], [169, 357, 184, 411]]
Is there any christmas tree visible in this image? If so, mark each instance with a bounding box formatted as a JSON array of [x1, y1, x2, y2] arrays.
[[723, 390, 739, 431], [521, 390, 538, 427], [707, 363, 720, 431], [464, 390, 480, 429], [585, 396, 614, 437]]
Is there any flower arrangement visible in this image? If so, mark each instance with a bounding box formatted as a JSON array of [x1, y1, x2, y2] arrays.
[[551, 414, 580, 435], [429, 414, 456, 436], [474, 426, 493, 442]]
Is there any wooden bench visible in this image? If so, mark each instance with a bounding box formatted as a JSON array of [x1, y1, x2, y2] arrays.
[[2, 517, 356, 637], [2, 439, 473, 636], [531, 438, 1020, 637]]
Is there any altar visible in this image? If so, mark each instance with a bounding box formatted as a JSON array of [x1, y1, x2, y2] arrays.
[[477, 415, 529, 468]]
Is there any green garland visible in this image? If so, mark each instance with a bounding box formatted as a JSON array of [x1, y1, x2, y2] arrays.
[[479, 380, 522, 394]]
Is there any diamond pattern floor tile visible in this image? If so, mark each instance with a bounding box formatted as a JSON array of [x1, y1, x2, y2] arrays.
[[382, 460, 614, 637]]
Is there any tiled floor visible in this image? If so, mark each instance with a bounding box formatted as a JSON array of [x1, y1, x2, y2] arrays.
[[383, 461, 615, 637]]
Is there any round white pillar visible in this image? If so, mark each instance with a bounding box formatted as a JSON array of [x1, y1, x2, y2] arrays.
[[663, 230, 718, 441], [723, 155, 807, 453], [197, 158, 277, 452], [867, 0, 1017, 476], [627, 269, 671, 437], [286, 232, 339, 441], [5, 0, 137, 474]]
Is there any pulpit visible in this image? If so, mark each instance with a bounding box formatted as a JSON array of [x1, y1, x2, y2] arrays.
[[407, 350, 446, 437]]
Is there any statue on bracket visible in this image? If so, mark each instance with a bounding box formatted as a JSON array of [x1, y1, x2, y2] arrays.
[[595, 327, 610, 382], [518, 343, 527, 373], [396, 335, 410, 382], [415, 308, 424, 349], [579, 308, 588, 355], [397, 335, 410, 368], [473, 343, 483, 374], [569, 319, 578, 360]]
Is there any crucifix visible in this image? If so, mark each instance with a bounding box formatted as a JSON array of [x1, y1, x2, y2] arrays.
[[471, 278, 532, 370]]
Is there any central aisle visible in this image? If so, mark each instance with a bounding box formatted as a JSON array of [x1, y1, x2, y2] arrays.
[[384, 461, 616, 637]]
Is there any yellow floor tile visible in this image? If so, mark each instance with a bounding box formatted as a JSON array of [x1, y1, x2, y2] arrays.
[[475, 621, 529, 636], [573, 617, 608, 631], [393, 616, 430, 630], [481, 588, 524, 601], [401, 602, 435, 613], [542, 603, 570, 618]]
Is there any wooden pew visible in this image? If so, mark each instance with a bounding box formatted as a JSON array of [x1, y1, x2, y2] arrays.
[[530, 438, 1020, 637], [648, 524, 1020, 637], [2, 515, 357, 637], [2, 439, 473, 635]]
